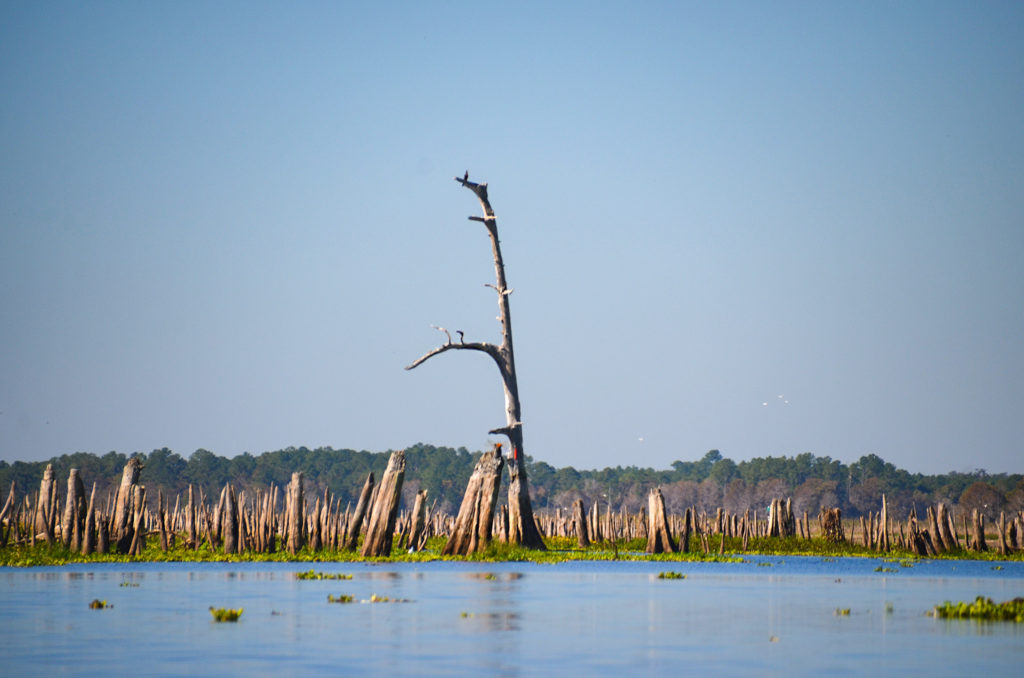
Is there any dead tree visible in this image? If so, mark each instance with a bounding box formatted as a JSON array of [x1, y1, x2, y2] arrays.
[[406, 174, 545, 550]]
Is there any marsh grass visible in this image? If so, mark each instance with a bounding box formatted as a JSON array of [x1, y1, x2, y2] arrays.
[[1, 533, 1019, 567]]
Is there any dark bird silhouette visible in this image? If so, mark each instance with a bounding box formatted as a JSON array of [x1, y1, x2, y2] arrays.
[[463, 170, 469, 182]]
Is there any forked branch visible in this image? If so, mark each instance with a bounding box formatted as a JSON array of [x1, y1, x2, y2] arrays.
[[405, 325, 502, 371]]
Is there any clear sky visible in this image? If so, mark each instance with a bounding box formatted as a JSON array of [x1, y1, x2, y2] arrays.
[[2, 2, 1022, 475]]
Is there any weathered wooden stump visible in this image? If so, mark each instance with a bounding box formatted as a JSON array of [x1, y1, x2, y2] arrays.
[[59, 469, 85, 550], [818, 507, 844, 543], [113, 458, 143, 554], [285, 472, 305, 555], [443, 447, 504, 556], [407, 489, 429, 552], [342, 471, 374, 551], [645, 488, 677, 554], [506, 456, 547, 550], [361, 450, 405, 557], [572, 498, 590, 548], [222, 484, 239, 555]]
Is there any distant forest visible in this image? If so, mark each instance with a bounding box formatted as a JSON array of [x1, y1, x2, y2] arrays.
[[1, 444, 1020, 521]]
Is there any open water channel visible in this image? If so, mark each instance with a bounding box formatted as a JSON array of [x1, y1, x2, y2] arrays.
[[2, 555, 1022, 676]]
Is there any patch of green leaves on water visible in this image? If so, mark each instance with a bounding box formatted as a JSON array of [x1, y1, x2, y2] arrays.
[[930, 596, 1024, 622], [209, 606, 243, 622], [327, 594, 355, 603], [294, 570, 352, 580], [657, 571, 685, 579]]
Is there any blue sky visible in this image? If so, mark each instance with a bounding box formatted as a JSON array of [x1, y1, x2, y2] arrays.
[[1, 2, 1022, 475]]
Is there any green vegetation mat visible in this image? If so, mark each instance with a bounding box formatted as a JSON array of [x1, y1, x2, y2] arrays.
[[1, 535, 1020, 567]]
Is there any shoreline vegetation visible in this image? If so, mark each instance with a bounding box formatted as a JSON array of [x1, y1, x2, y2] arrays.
[[2, 452, 1022, 567], [2, 535, 1021, 568]]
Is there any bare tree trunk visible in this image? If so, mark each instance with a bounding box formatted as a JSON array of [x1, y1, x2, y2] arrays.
[[81, 483, 97, 555], [406, 175, 545, 550], [343, 472, 374, 551], [443, 448, 504, 556], [361, 450, 405, 557], [113, 457, 143, 553], [61, 469, 85, 550], [408, 489, 429, 552], [127, 485, 146, 556], [0, 482, 16, 548], [222, 484, 238, 555], [35, 464, 56, 541], [646, 488, 677, 554], [572, 498, 591, 548], [286, 472, 304, 555]]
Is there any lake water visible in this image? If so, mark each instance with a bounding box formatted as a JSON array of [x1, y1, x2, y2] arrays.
[[2, 555, 1022, 676]]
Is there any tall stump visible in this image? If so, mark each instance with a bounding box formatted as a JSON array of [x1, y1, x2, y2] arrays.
[[361, 450, 405, 557], [442, 447, 504, 555], [285, 472, 305, 555], [113, 458, 143, 554], [646, 488, 677, 554], [342, 471, 374, 551]]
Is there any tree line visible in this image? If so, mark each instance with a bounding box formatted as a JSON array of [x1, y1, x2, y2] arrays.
[[1, 445, 1020, 521]]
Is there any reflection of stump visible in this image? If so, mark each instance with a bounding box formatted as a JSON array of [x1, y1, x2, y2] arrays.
[[443, 448, 503, 555], [646, 488, 677, 554], [361, 450, 405, 557], [818, 507, 844, 543], [342, 472, 374, 551]]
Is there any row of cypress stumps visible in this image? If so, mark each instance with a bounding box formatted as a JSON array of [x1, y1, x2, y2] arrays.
[[2, 451, 1022, 557]]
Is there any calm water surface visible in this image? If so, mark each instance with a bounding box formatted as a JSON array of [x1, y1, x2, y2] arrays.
[[2, 556, 1022, 676]]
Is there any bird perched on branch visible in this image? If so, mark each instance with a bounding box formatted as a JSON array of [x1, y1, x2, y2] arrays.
[[463, 170, 469, 182]]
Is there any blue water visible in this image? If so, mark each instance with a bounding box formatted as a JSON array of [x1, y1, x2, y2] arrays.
[[2, 556, 1022, 676]]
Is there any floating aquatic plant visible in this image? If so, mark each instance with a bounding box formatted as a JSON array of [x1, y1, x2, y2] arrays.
[[327, 594, 355, 603], [835, 608, 851, 616], [209, 606, 243, 622], [931, 596, 1024, 622], [294, 570, 352, 580], [89, 599, 109, 609], [657, 571, 685, 579]]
